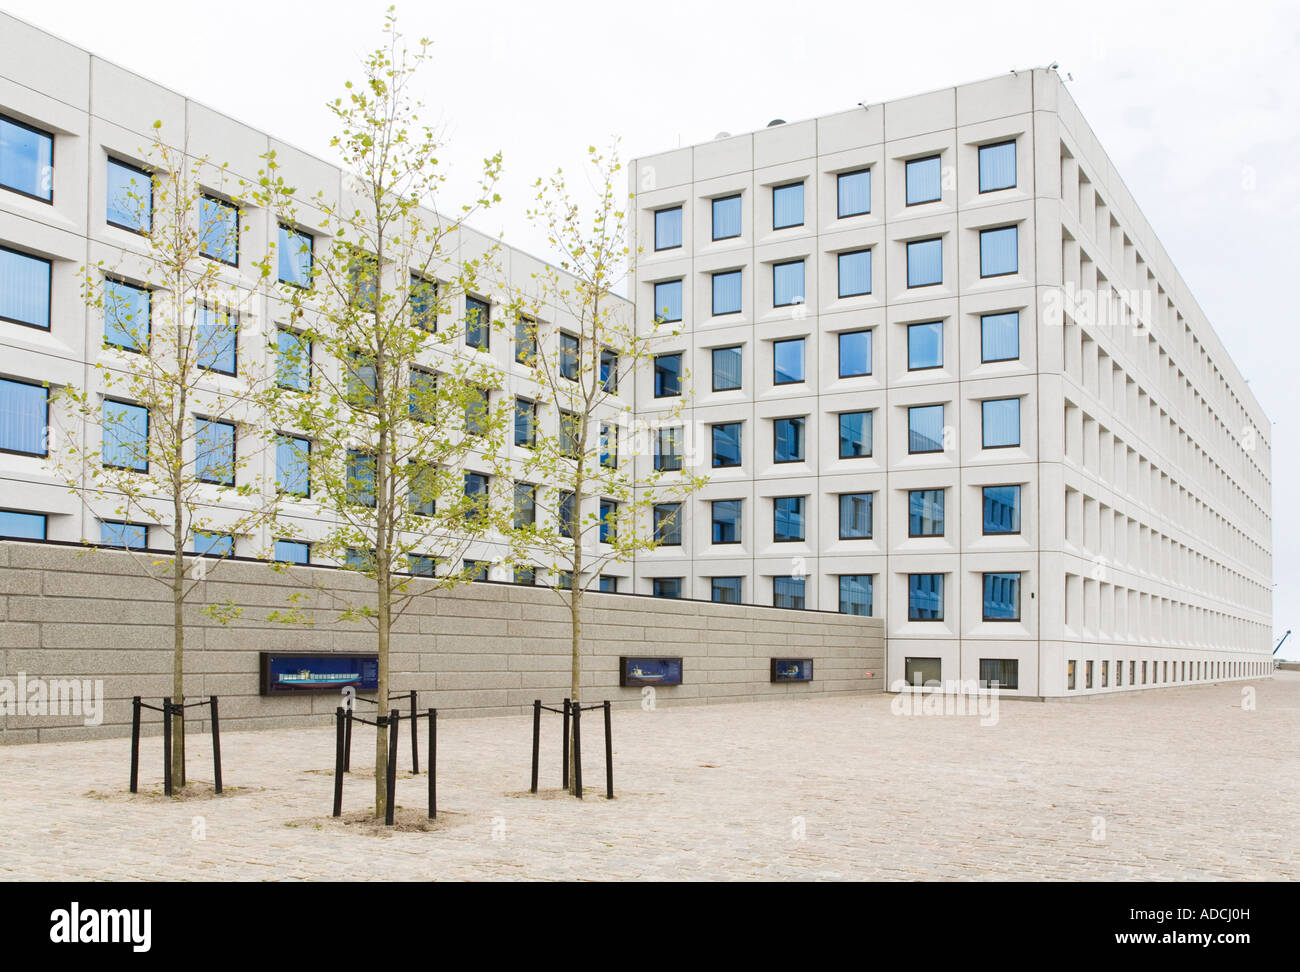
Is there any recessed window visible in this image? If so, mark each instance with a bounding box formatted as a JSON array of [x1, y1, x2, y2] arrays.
[[104, 279, 150, 351], [712, 270, 742, 316], [463, 472, 490, 525], [277, 224, 312, 287], [196, 304, 237, 375], [654, 206, 682, 251], [839, 492, 873, 539], [107, 158, 151, 233], [199, 194, 239, 265], [906, 238, 943, 287], [654, 352, 682, 397], [599, 498, 617, 543], [513, 314, 535, 364], [514, 566, 536, 586], [101, 399, 148, 470], [908, 573, 944, 621], [773, 495, 805, 542], [598, 575, 618, 593], [711, 577, 742, 604], [513, 482, 536, 529], [982, 397, 1021, 448], [979, 658, 1018, 690], [712, 194, 742, 240], [408, 554, 437, 577], [905, 656, 942, 686], [838, 330, 871, 378], [978, 140, 1016, 193], [654, 426, 683, 472], [980, 226, 1018, 277], [464, 296, 490, 349], [345, 351, 376, 408], [905, 155, 941, 205], [275, 434, 309, 497], [712, 346, 742, 391], [982, 484, 1021, 534], [653, 280, 683, 324], [514, 397, 536, 448], [101, 520, 146, 549], [560, 332, 579, 381], [0, 509, 46, 539], [0, 246, 51, 329], [347, 251, 378, 311], [907, 404, 945, 454], [772, 260, 804, 307], [347, 450, 377, 507], [411, 274, 438, 332], [907, 321, 943, 370], [711, 499, 742, 544], [711, 422, 742, 468], [409, 462, 436, 516], [773, 575, 805, 610], [464, 386, 489, 437], [981, 311, 1020, 362], [838, 575, 872, 616], [275, 329, 310, 391], [408, 368, 437, 422], [838, 410, 872, 458], [652, 577, 683, 599], [463, 560, 489, 581], [908, 489, 944, 537], [773, 338, 805, 385], [559, 410, 580, 459], [983, 571, 1022, 621], [837, 169, 870, 218], [274, 540, 310, 565], [556, 489, 576, 538], [773, 416, 805, 463], [772, 182, 804, 229], [195, 418, 236, 486], [653, 503, 682, 545], [600, 422, 618, 469], [193, 532, 234, 557], [600, 348, 618, 392], [837, 249, 871, 297], [0, 114, 53, 201]]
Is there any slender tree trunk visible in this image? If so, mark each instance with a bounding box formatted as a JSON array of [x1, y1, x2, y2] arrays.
[[172, 487, 186, 787], [375, 568, 390, 817], [568, 467, 585, 795]]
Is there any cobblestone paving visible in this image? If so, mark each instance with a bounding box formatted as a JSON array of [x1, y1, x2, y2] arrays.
[[2, 675, 1297, 881]]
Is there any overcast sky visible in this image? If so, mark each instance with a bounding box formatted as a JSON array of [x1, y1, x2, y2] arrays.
[[6, 0, 1295, 650]]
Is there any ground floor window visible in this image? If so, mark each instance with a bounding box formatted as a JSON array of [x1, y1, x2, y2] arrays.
[[1067, 660, 1076, 690], [978, 658, 1018, 690], [1101, 660, 1109, 688], [904, 656, 941, 688], [1085, 660, 1094, 689]]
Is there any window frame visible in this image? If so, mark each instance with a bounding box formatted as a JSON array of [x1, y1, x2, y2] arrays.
[[653, 352, 683, 398], [711, 193, 742, 241], [653, 279, 683, 324], [0, 508, 48, 539], [710, 421, 742, 469], [838, 492, 873, 540], [905, 237, 944, 288], [711, 345, 743, 392], [979, 225, 1019, 278], [106, 157, 153, 235], [194, 416, 237, 486], [772, 495, 805, 543], [653, 502, 683, 546], [100, 397, 149, 471], [982, 571, 1023, 622], [195, 303, 239, 376], [771, 259, 805, 308], [837, 409, 872, 459], [977, 139, 1017, 194], [906, 320, 944, 372], [654, 206, 683, 251], [981, 484, 1022, 536], [836, 168, 870, 219], [711, 269, 743, 316], [771, 181, 805, 230], [275, 327, 312, 392], [711, 576, 743, 604], [100, 519, 147, 550], [907, 404, 945, 455], [836, 248, 872, 298], [275, 433, 311, 499], [276, 223, 314, 288], [0, 113, 55, 204], [837, 329, 872, 379], [199, 192, 240, 266], [772, 337, 805, 386], [981, 397, 1022, 449], [908, 488, 945, 538], [904, 154, 942, 206], [980, 310, 1020, 363], [411, 273, 438, 332], [710, 499, 742, 545], [0, 244, 53, 331], [907, 573, 945, 622], [464, 295, 491, 350], [559, 331, 580, 381], [772, 415, 806, 464]]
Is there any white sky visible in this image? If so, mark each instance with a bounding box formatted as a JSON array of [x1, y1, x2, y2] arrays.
[[5, 0, 1295, 650]]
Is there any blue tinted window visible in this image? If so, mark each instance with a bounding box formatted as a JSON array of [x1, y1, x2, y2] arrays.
[[712, 346, 742, 391], [773, 575, 805, 610], [274, 329, 310, 391], [773, 338, 804, 384], [712, 194, 742, 239], [0, 115, 53, 201], [600, 348, 618, 391], [278, 225, 313, 287], [0, 246, 51, 329], [712, 270, 742, 315], [195, 418, 235, 485], [653, 577, 683, 599], [838, 330, 871, 378], [107, 158, 151, 232], [907, 321, 943, 370], [909, 489, 945, 537], [102, 400, 148, 470], [655, 427, 682, 471], [839, 575, 872, 616], [654, 353, 682, 397], [978, 141, 1016, 193], [654, 207, 682, 250], [983, 485, 1021, 534], [464, 296, 490, 349], [101, 521, 146, 548], [982, 398, 1021, 448], [408, 555, 437, 577], [980, 226, 1018, 277], [464, 387, 489, 437], [908, 404, 944, 454], [837, 169, 870, 217], [411, 274, 437, 331], [711, 499, 742, 544], [558, 490, 575, 537], [981, 311, 1020, 362], [774, 416, 804, 463], [908, 573, 944, 620], [653, 504, 682, 545], [193, 532, 234, 557], [600, 422, 617, 468], [274, 540, 310, 564], [514, 398, 535, 447], [838, 410, 871, 458], [907, 238, 943, 287], [559, 332, 579, 381], [0, 377, 48, 456], [104, 279, 149, 350], [199, 195, 238, 264], [514, 482, 536, 528], [347, 450, 377, 507], [839, 493, 872, 539], [711, 422, 742, 467], [276, 435, 310, 497], [196, 304, 237, 374], [838, 249, 871, 297], [599, 499, 617, 543], [772, 260, 804, 307], [983, 571, 1021, 620], [653, 280, 682, 323], [0, 510, 46, 539], [905, 156, 941, 205], [772, 182, 804, 229], [773, 495, 804, 542], [711, 577, 742, 603], [598, 575, 618, 593], [464, 472, 490, 524]]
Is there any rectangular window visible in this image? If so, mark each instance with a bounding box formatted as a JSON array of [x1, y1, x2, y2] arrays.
[[711, 499, 742, 544], [837, 249, 871, 298], [908, 489, 944, 537], [980, 311, 1020, 362], [982, 485, 1021, 534], [408, 368, 437, 423], [514, 566, 536, 586], [598, 575, 618, 593], [839, 492, 873, 539], [344, 548, 372, 571], [980, 226, 1018, 277], [514, 315, 535, 364], [0, 114, 53, 201], [598, 422, 618, 469], [773, 337, 805, 385], [277, 224, 312, 287], [464, 296, 490, 349], [1102, 660, 1109, 688], [195, 418, 236, 485], [978, 140, 1016, 193], [199, 194, 239, 264], [107, 158, 151, 232], [409, 462, 435, 516], [653, 503, 682, 545], [908, 404, 945, 454], [464, 472, 490, 525], [711, 422, 742, 468], [711, 345, 742, 391], [1086, 660, 1095, 689], [0, 509, 46, 539], [513, 481, 536, 529], [908, 573, 944, 621], [838, 575, 873, 616], [600, 348, 618, 392], [654, 426, 682, 472], [772, 182, 804, 229], [275, 434, 310, 497], [652, 577, 683, 599], [193, 532, 234, 557], [654, 352, 682, 397], [345, 351, 377, 408], [560, 332, 579, 381], [275, 329, 310, 391], [1068, 661, 1078, 690], [904, 657, 942, 688], [653, 279, 683, 324], [104, 278, 150, 351], [711, 270, 742, 316], [711, 577, 742, 604], [979, 658, 1018, 690], [407, 554, 437, 577], [773, 495, 805, 542], [411, 274, 437, 332], [557, 489, 575, 538], [464, 386, 489, 437], [101, 520, 146, 549], [514, 397, 536, 447], [982, 397, 1021, 448], [838, 410, 872, 458], [837, 169, 870, 218], [345, 251, 377, 311], [346, 450, 377, 507], [772, 260, 805, 307], [905, 155, 941, 205], [559, 410, 580, 459], [0, 246, 51, 329], [462, 560, 489, 582], [599, 498, 617, 544], [773, 416, 805, 463], [101, 399, 148, 470], [712, 194, 742, 240], [773, 575, 805, 610], [838, 329, 871, 378], [906, 238, 943, 287], [196, 304, 237, 375], [274, 540, 310, 565], [907, 321, 943, 370], [654, 206, 683, 250], [983, 571, 1021, 620]]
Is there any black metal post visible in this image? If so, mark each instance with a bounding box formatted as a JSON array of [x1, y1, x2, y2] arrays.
[[344, 707, 353, 772], [530, 699, 541, 794], [385, 709, 398, 827], [427, 708, 437, 819], [409, 690, 419, 775], [333, 707, 345, 818], [162, 697, 173, 797], [561, 696, 570, 789], [572, 700, 583, 799], [210, 696, 222, 795], [129, 696, 141, 794], [603, 699, 613, 800]]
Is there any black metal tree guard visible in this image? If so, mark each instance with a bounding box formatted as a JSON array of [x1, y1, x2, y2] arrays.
[[129, 695, 222, 797], [530, 698, 613, 800], [347, 689, 420, 774], [333, 705, 437, 825]]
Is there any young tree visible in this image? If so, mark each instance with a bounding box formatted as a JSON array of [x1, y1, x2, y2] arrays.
[[259, 10, 513, 820], [507, 143, 707, 794], [51, 128, 281, 787]]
